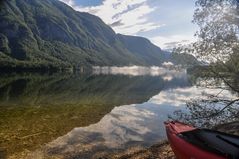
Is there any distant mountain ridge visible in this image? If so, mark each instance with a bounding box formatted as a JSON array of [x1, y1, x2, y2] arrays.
[[0, 0, 198, 70]]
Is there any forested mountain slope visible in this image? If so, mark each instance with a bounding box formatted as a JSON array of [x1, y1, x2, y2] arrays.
[[0, 0, 197, 70]]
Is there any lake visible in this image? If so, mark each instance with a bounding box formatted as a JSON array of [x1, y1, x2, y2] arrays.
[[0, 66, 237, 159]]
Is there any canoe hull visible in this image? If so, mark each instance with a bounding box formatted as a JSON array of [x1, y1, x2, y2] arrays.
[[165, 121, 226, 159]]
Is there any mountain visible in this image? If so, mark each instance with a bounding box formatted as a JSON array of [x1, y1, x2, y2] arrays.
[[117, 34, 168, 65], [0, 0, 197, 70]]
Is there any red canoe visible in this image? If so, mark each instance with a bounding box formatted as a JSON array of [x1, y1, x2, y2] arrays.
[[164, 121, 239, 159]]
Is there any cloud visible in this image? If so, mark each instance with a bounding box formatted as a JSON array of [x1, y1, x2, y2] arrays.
[[109, 20, 124, 27], [151, 35, 196, 50], [163, 40, 191, 49], [59, 0, 162, 35], [59, 0, 198, 48], [59, 0, 76, 7]]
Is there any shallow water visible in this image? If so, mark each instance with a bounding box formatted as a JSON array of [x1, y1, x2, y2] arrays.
[[0, 67, 236, 158]]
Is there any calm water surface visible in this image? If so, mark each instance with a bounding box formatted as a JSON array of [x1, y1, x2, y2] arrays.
[[0, 67, 236, 158]]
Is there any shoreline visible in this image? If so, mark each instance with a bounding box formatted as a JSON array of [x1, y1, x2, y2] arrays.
[[107, 121, 239, 159], [109, 141, 175, 159], [6, 121, 239, 159]]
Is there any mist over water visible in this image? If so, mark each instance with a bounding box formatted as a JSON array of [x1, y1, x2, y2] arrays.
[[92, 66, 180, 77]]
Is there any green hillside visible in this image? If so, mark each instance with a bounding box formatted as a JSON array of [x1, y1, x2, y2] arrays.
[[0, 0, 197, 70]]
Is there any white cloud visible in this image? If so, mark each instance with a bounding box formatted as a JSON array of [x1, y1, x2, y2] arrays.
[[151, 34, 197, 50], [59, 0, 198, 49], [59, 0, 162, 35], [59, 0, 76, 7]]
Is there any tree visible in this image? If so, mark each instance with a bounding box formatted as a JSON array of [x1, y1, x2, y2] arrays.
[[193, 0, 239, 63], [172, 0, 239, 128]]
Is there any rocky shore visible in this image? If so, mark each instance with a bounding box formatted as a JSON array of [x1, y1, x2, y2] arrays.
[[106, 121, 239, 159], [8, 121, 239, 159], [100, 141, 175, 159]]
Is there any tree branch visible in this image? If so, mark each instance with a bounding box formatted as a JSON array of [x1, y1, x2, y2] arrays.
[[208, 98, 239, 117]]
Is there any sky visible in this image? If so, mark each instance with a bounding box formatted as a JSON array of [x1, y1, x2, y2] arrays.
[[59, 0, 198, 50]]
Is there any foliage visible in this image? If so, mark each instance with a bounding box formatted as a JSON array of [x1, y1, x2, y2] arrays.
[[0, 0, 175, 70], [173, 0, 239, 128], [190, 0, 239, 87], [170, 52, 199, 67]]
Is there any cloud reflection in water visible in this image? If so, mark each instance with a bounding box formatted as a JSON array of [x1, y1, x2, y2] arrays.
[[43, 103, 177, 158], [29, 67, 236, 158], [150, 86, 237, 107]]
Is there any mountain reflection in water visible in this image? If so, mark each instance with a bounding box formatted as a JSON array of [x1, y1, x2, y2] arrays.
[[2, 67, 235, 159], [0, 67, 189, 158], [36, 85, 236, 159]]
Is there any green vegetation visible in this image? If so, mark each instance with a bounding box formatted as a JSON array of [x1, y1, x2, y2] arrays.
[[173, 0, 239, 130], [187, 0, 239, 91], [0, 0, 198, 70], [169, 52, 199, 67]]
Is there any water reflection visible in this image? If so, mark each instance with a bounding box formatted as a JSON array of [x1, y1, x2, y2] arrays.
[[92, 66, 183, 77], [0, 68, 190, 158], [149, 86, 237, 107], [2, 68, 237, 159], [32, 103, 181, 159], [33, 87, 236, 158], [173, 74, 239, 128]]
